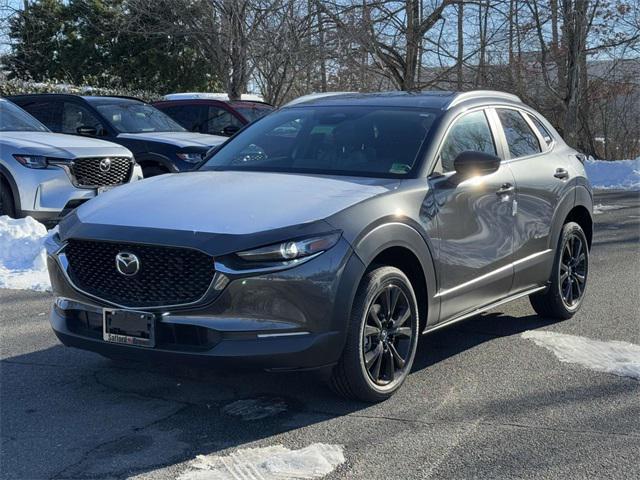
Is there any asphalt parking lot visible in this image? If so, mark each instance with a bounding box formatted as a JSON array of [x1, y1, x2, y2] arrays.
[[1, 190, 639, 480]]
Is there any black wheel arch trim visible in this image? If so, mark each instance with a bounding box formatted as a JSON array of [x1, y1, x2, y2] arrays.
[[0, 164, 22, 214], [351, 221, 439, 328], [135, 153, 179, 173], [548, 185, 593, 254]]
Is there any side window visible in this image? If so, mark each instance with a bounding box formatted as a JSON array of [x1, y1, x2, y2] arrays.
[[161, 105, 206, 131], [440, 110, 496, 172], [20, 100, 62, 132], [62, 102, 103, 135], [205, 107, 243, 136], [497, 109, 541, 158], [526, 113, 553, 147]]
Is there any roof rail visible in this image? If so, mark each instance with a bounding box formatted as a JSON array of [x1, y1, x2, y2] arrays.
[[447, 90, 522, 109], [163, 92, 266, 102], [283, 92, 356, 107]]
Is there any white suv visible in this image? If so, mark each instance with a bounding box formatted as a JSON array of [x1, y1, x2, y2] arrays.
[[0, 99, 142, 226]]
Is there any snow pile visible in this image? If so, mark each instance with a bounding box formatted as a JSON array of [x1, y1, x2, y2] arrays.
[[585, 157, 640, 190], [593, 203, 625, 215], [178, 443, 345, 480], [0, 216, 51, 291], [222, 397, 288, 421], [522, 331, 640, 380]]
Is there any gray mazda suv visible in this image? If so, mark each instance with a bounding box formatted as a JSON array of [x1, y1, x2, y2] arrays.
[[46, 91, 593, 401]]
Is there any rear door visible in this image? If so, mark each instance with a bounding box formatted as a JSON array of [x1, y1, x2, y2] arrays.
[[429, 108, 517, 321], [493, 107, 568, 292]]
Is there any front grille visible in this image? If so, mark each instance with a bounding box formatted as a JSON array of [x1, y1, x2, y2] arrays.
[[64, 239, 216, 307], [69, 157, 132, 187]]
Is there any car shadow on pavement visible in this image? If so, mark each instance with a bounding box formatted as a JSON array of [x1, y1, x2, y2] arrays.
[[1, 311, 564, 479], [414, 311, 560, 371]]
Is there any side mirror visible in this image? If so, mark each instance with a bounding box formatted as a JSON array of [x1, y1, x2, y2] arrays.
[[222, 125, 240, 136], [76, 125, 97, 136], [454, 151, 501, 176]]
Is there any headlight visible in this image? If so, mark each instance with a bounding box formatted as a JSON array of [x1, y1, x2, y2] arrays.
[[176, 152, 204, 163], [14, 154, 48, 169], [236, 232, 341, 262]]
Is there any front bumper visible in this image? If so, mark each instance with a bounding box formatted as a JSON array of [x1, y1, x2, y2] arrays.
[[47, 237, 365, 370], [50, 301, 343, 370], [12, 162, 143, 223]]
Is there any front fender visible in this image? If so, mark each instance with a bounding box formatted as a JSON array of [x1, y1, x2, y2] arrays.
[[352, 221, 439, 327]]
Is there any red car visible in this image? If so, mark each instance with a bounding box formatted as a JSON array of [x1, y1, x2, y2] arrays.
[[153, 95, 274, 137]]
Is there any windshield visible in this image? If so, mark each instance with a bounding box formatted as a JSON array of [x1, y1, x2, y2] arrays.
[[0, 100, 49, 132], [200, 106, 438, 178], [233, 105, 274, 122], [93, 101, 186, 133]]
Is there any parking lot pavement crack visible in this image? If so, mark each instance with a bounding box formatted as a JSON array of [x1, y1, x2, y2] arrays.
[[332, 411, 640, 440], [476, 420, 640, 439], [48, 404, 190, 480]]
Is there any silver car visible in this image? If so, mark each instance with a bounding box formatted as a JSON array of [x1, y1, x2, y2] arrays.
[[0, 98, 142, 226]]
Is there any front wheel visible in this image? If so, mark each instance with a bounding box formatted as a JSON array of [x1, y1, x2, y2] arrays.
[[330, 266, 420, 402], [530, 222, 589, 319], [0, 178, 16, 217]]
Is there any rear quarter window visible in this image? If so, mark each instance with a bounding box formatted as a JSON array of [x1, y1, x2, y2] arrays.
[[497, 109, 541, 158], [526, 113, 554, 148]]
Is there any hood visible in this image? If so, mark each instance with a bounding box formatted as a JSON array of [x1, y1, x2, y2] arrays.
[[0, 132, 132, 159], [117, 131, 227, 148], [76, 171, 399, 235]]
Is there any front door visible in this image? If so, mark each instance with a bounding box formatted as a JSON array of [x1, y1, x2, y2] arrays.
[[428, 109, 517, 321]]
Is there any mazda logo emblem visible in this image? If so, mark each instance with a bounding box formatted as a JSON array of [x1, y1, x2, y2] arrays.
[[99, 158, 112, 172], [115, 252, 140, 276]]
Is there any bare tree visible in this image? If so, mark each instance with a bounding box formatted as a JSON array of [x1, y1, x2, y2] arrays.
[[318, 0, 457, 91]]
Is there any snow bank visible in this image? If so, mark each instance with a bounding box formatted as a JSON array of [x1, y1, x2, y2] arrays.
[[593, 203, 625, 215], [178, 443, 345, 480], [0, 216, 51, 291], [585, 157, 640, 190], [522, 331, 640, 380]]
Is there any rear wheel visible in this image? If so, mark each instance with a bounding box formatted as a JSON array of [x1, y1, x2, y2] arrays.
[[530, 222, 589, 319], [330, 266, 419, 402], [0, 178, 16, 217]]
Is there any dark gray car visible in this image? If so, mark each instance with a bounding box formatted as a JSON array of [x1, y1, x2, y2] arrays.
[[45, 91, 593, 401]]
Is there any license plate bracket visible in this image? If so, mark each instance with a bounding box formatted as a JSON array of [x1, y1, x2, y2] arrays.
[[103, 309, 155, 348], [97, 186, 115, 195]]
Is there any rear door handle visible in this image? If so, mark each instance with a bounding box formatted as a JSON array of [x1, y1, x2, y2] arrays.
[[496, 183, 515, 196], [554, 168, 569, 179]]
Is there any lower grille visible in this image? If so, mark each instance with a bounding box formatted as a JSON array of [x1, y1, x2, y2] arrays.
[[69, 157, 132, 187], [64, 239, 216, 307]]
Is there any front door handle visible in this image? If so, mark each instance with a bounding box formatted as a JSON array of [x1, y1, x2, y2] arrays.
[[554, 168, 569, 179], [496, 183, 515, 196]]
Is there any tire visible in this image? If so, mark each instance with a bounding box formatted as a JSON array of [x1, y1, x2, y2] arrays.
[[141, 166, 169, 178], [330, 266, 420, 402], [529, 222, 589, 319], [0, 177, 16, 218]]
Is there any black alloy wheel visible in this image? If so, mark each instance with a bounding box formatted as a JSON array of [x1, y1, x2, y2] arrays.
[[559, 231, 588, 308], [530, 221, 589, 319], [363, 284, 414, 386], [330, 266, 420, 402]]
